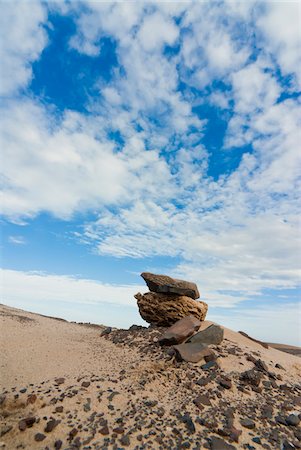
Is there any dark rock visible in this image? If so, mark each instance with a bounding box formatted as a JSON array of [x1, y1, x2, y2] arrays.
[[276, 415, 287, 425], [252, 437, 261, 444], [255, 359, 269, 373], [54, 440, 63, 450], [35, 433, 46, 442], [240, 369, 263, 387], [101, 327, 112, 336], [187, 324, 224, 345], [159, 315, 201, 345], [100, 423, 109, 435], [201, 360, 219, 371], [286, 414, 300, 426], [19, 416, 36, 431], [181, 412, 195, 434], [210, 436, 237, 449], [229, 427, 242, 443], [54, 378, 65, 385], [141, 272, 200, 299], [134, 292, 208, 326], [219, 377, 232, 389], [240, 418, 255, 429], [45, 419, 60, 432], [120, 434, 130, 446], [81, 381, 90, 388], [193, 394, 212, 409], [282, 440, 296, 449], [0, 395, 6, 406], [173, 342, 214, 363], [275, 363, 284, 370], [27, 393, 37, 404], [55, 406, 64, 413]]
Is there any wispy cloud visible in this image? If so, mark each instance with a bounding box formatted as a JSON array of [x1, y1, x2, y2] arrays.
[[8, 235, 26, 245]]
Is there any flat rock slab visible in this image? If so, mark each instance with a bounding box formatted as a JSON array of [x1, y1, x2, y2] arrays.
[[173, 342, 214, 363], [187, 324, 224, 345], [141, 272, 200, 299], [134, 292, 208, 326], [159, 315, 201, 346], [210, 436, 237, 450]]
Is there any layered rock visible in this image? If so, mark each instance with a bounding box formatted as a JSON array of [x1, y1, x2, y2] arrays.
[[135, 272, 207, 326], [158, 315, 201, 345], [141, 272, 200, 299], [134, 292, 208, 327]]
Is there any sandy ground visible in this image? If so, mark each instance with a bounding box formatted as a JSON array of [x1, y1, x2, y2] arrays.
[[0, 304, 301, 450]]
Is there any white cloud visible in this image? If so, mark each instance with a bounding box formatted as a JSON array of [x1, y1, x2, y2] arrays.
[[8, 236, 26, 245], [137, 12, 179, 52], [256, 1, 301, 89], [0, 2, 47, 95]]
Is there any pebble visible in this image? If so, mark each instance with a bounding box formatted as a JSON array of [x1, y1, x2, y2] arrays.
[[34, 433, 46, 442], [240, 418, 256, 429], [286, 414, 300, 426]]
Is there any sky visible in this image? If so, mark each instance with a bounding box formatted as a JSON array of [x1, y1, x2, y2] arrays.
[[0, 1, 300, 345]]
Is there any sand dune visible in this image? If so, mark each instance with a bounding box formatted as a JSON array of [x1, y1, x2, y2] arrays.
[[0, 304, 300, 449]]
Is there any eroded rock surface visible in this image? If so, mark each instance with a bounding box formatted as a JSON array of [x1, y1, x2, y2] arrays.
[[134, 292, 208, 326], [159, 315, 201, 346]]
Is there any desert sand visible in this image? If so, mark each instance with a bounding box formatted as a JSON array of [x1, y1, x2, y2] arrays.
[[0, 304, 300, 449]]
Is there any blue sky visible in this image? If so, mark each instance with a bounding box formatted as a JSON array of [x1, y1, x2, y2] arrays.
[[1, 1, 300, 345]]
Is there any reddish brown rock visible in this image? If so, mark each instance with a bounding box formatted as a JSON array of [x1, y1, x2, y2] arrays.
[[159, 315, 201, 345], [18, 416, 36, 431], [173, 342, 215, 363], [141, 272, 200, 299], [134, 292, 208, 326]]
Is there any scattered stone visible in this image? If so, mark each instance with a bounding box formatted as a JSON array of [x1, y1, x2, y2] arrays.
[[187, 324, 224, 345], [240, 418, 255, 429], [210, 436, 237, 450], [120, 435, 131, 446], [26, 394, 37, 404], [45, 419, 60, 432], [100, 423, 109, 435], [141, 272, 200, 299], [219, 377, 232, 389], [134, 292, 208, 326], [54, 440, 63, 450], [0, 425, 12, 437], [275, 363, 284, 370], [101, 327, 112, 336], [173, 342, 214, 363], [55, 406, 64, 413], [240, 369, 263, 387], [255, 359, 269, 373], [81, 381, 90, 388], [181, 412, 196, 434], [193, 394, 212, 409], [159, 315, 201, 345], [55, 378, 65, 385], [18, 416, 36, 431], [286, 414, 300, 426], [201, 360, 219, 371], [34, 433, 46, 442]]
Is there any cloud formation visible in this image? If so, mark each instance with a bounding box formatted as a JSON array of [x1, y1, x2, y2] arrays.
[[0, 1, 300, 310]]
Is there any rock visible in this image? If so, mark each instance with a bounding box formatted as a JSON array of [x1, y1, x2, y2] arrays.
[[255, 359, 269, 373], [54, 377, 65, 385], [0, 425, 12, 437], [240, 369, 263, 387], [45, 419, 60, 432], [193, 394, 212, 409], [99, 423, 109, 435], [54, 439, 63, 449], [219, 376, 232, 389], [159, 315, 201, 345], [26, 394, 37, 404], [181, 412, 195, 434], [187, 324, 224, 345], [141, 272, 200, 299], [134, 292, 208, 326], [18, 416, 36, 431], [120, 435, 130, 446], [201, 360, 219, 370], [286, 414, 300, 426], [240, 418, 256, 429], [173, 342, 214, 363], [101, 327, 112, 336], [34, 433, 46, 442], [81, 381, 90, 388], [210, 436, 237, 450]]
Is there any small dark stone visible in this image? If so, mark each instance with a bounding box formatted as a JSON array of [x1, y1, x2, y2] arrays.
[[252, 437, 261, 444], [286, 414, 300, 426], [282, 440, 295, 450], [210, 436, 237, 450], [201, 360, 218, 371], [193, 394, 212, 409], [276, 415, 287, 425], [219, 377, 232, 389], [20, 388, 27, 393], [54, 378, 65, 385], [101, 327, 112, 336], [275, 363, 284, 370], [182, 412, 195, 434], [81, 381, 90, 388], [55, 406, 64, 413], [120, 434, 130, 446], [35, 433, 46, 441], [255, 359, 269, 373], [0, 425, 12, 437], [45, 419, 60, 432], [54, 440, 63, 450], [19, 416, 36, 431], [100, 424, 109, 435], [240, 418, 255, 429], [240, 369, 262, 387]]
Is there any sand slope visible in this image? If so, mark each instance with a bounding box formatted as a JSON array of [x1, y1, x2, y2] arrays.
[[0, 304, 300, 450]]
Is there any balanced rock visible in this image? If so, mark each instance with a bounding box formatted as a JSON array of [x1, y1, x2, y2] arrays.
[[187, 324, 224, 345], [159, 315, 201, 346], [141, 272, 200, 299], [134, 292, 208, 326]]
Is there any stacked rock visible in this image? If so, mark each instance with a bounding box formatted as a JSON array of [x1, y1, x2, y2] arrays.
[[134, 272, 208, 327]]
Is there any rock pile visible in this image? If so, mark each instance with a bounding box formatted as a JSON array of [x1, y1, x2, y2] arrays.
[[134, 272, 208, 326]]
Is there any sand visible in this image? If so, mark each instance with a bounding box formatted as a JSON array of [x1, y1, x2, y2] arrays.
[[0, 304, 300, 449]]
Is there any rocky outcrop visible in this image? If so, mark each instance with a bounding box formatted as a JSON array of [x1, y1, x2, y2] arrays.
[[141, 272, 200, 299], [134, 292, 208, 327]]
